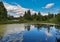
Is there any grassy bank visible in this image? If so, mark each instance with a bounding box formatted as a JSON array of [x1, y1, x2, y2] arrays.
[[0, 20, 57, 24], [0, 18, 59, 25], [0, 20, 20, 24]]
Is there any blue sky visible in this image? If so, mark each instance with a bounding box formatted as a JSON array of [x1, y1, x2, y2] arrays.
[[3, 0, 60, 13], [1, 0, 60, 17]]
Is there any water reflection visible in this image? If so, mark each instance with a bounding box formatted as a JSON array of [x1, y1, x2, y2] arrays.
[[55, 25, 60, 29], [25, 24, 53, 32], [0, 25, 7, 39], [0, 24, 25, 40], [24, 24, 60, 42], [0, 24, 60, 42], [25, 25, 30, 31]]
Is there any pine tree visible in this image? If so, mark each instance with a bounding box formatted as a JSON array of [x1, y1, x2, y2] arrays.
[[37, 12, 42, 21], [24, 10, 32, 20], [0, 2, 7, 21]]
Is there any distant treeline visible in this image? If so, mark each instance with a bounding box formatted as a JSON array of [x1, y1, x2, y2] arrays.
[[19, 10, 60, 24], [0, 2, 60, 24], [20, 10, 55, 22]]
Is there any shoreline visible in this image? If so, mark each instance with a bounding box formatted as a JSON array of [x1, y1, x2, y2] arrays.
[[0, 22, 58, 26]]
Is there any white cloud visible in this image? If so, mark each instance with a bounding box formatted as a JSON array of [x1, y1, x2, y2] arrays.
[[42, 3, 55, 9], [41, 12, 48, 16], [3, 2, 48, 17], [3, 2, 38, 17], [3, 2, 28, 17], [45, 31, 52, 36]]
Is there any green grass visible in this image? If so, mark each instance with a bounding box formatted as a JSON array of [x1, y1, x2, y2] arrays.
[[0, 18, 59, 25], [0, 20, 20, 24]]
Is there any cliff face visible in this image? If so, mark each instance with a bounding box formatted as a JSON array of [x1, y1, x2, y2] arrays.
[[0, 2, 7, 20]]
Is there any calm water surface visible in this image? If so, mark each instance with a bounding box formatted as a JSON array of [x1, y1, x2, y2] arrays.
[[0, 24, 60, 42]]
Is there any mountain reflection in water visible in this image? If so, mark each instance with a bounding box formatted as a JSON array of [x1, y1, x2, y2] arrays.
[[0, 24, 60, 42]]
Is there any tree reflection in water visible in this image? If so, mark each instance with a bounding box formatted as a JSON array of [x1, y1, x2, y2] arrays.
[[34, 24, 42, 31], [25, 24, 54, 32], [24, 24, 60, 42], [0, 24, 60, 42], [25, 25, 30, 31]]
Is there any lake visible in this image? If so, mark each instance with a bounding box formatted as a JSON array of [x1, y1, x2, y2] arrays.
[[0, 24, 60, 42]]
